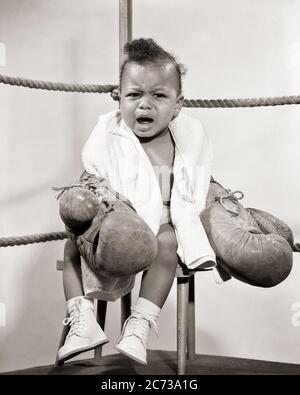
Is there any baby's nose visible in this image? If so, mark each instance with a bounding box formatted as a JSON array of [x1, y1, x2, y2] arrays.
[[138, 97, 152, 109]]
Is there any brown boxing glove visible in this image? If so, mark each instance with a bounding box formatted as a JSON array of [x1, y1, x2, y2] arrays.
[[200, 179, 293, 287], [57, 171, 157, 277]]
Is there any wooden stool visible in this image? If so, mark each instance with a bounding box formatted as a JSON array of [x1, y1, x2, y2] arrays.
[[55, 260, 196, 375]]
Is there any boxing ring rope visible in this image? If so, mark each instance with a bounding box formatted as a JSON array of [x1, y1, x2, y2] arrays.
[[2, 73, 300, 108], [0, 74, 117, 95], [0, 232, 68, 247]]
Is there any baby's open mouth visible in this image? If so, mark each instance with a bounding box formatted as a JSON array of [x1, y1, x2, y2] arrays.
[[136, 117, 154, 125]]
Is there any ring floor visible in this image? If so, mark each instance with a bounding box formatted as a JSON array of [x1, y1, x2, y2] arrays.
[[2, 351, 300, 375]]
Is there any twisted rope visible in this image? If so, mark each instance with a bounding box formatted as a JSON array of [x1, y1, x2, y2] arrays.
[[0, 232, 68, 247], [2, 73, 300, 107], [0, 74, 117, 94], [182, 96, 300, 108]]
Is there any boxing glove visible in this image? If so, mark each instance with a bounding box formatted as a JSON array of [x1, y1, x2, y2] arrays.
[[57, 172, 157, 277], [201, 179, 293, 287]]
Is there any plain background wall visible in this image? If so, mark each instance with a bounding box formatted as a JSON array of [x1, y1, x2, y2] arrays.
[[0, 0, 300, 373]]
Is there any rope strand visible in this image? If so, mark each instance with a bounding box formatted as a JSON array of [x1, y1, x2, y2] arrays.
[[0, 74, 117, 94], [183, 96, 300, 108], [0, 232, 68, 247]]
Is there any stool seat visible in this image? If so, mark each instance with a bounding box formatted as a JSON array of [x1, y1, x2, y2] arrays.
[[55, 260, 196, 375]]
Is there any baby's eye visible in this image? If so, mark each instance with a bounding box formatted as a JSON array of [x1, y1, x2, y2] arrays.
[[153, 93, 166, 99], [126, 92, 140, 98]]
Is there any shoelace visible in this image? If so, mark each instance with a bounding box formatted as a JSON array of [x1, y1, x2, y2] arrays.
[[123, 309, 158, 346], [62, 299, 88, 338]]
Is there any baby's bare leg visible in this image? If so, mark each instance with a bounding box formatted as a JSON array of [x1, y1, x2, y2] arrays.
[[115, 223, 177, 363], [139, 223, 178, 308], [63, 239, 84, 301]]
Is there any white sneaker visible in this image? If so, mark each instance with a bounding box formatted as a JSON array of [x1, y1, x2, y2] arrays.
[[115, 310, 158, 365], [57, 296, 109, 363]]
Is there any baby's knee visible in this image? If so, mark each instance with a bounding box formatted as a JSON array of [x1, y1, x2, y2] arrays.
[[156, 233, 178, 269]]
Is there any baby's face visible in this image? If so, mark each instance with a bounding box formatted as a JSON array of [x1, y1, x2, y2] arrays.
[[120, 62, 182, 139]]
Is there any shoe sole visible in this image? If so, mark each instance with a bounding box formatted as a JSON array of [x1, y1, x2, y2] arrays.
[[58, 338, 109, 364], [114, 344, 147, 365]]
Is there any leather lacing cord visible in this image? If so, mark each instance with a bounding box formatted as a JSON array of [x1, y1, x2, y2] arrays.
[[216, 190, 244, 215]]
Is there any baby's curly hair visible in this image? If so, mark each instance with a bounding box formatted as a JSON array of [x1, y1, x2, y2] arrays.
[[120, 38, 185, 94]]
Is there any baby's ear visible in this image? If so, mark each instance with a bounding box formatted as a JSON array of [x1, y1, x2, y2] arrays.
[[111, 87, 120, 101], [173, 94, 184, 118]]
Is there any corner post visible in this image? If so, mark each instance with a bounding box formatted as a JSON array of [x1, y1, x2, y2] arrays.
[[119, 0, 132, 68]]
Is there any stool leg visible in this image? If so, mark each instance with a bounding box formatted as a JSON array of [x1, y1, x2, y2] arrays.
[[94, 300, 107, 358], [121, 292, 131, 329], [177, 277, 189, 375], [187, 275, 196, 360], [54, 313, 70, 367]]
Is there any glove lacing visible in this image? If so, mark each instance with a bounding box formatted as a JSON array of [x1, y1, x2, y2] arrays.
[[53, 178, 115, 214], [80, 173, 111, 198], [217, 190, 244, 215], [52, 184, 82, 200]]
